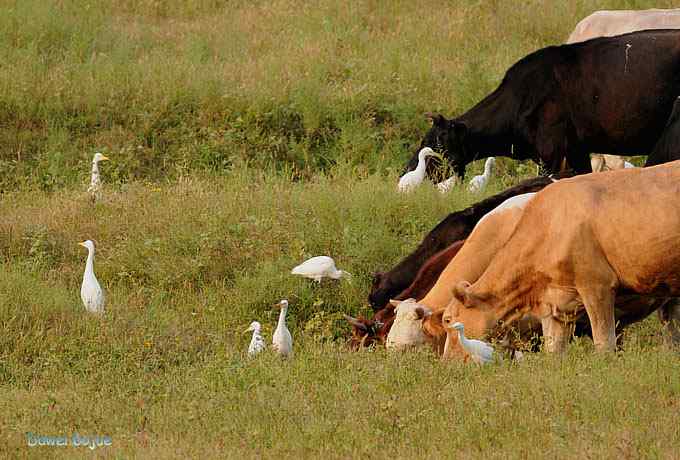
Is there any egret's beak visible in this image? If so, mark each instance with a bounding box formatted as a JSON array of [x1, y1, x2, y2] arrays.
[[78, 242, 87, 247], [243, 327, 252, 333], [100, 155, 110, 161]]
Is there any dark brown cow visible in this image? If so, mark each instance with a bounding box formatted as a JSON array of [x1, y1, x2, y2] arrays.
[[406, 30, 680, 180]]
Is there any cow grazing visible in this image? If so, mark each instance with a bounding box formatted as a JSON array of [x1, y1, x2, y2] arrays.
[[385, 193, 538, 352], [369, 175, 563, 310], [445, 162, 680, 355], [347, 239, 465, 348], [566, 9, 680, 44], [406, 30, 680, 180], [345, 306, 394, 350]]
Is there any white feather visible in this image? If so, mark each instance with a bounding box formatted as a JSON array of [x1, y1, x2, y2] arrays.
[[291, 256, 350, 283], [245, 321, 266, 356], [468, 157, 495, 193], [79, 240, 105, 314], [449, 322, 496, 364], [398, 147, 437, 192], [273, 300, 293, 357]]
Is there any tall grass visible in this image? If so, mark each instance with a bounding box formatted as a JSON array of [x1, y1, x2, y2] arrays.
[[0, 0, 673, 189], [2, 1, 680, 458]]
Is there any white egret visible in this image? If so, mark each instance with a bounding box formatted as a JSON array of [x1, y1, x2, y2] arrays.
[[245, 321, 266, 356], [88, 152, 110, 202], [436, 175, 460, 193], [624, 161, 635, 168], [398, 147, 438, 192], [273, 300, 293, 357], [79, 240, 105, 314], [447, 322, 496, 364], [291, 256, 350, 283], [468, 157, 495, 193]]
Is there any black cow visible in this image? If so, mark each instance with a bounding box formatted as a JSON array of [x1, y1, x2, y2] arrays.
[[646, 97, 680, 167], [368, 174, 569, 310], [406, 29, 680, 180]]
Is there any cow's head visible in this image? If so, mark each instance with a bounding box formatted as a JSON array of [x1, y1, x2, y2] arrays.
[[385, 299, 446, 352], [441, 281, 498, 359], [345, 306, 394, 349], [368, 271, 398, 311], [405, 113, 470, 181]]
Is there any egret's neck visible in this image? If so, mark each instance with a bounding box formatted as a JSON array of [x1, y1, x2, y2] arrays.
[[415, 154, 429, 173], [91, 161, 100, 176], [84, 248, 95, 276], [457, 330, 467, 346], [484, 160, 494, 176], [277, 307, 288, 327]]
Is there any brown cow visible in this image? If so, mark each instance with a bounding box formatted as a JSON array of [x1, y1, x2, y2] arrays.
[[385, 193, 538, 351], [445, 162, 680, 356], [346, 239, 465, 349]]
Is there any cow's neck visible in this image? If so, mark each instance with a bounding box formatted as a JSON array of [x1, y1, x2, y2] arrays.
[[458, 87, 516, 160], [474, 252, 547, 335]]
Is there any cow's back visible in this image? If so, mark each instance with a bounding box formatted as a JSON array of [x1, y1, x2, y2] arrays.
[[518, 161, 680, 295], [567, 9, 680, 43], [555, 30, 680, 154]]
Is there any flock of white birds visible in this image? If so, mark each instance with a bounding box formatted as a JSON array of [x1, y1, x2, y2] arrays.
[[78, 157, 351, 358], [398, 147, 496, 194], [79, 148, 497, 358]]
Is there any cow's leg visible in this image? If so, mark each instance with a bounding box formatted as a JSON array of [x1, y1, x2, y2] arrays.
[[658, 299, 680, 348], [580, 286, 617, 352], [540, 316, 569, 353]]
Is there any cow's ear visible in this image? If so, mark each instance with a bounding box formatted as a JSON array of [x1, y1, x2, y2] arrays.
[[414, 306, 432, 320], [452, 281, 479, 309], [425, 112, 448, 128]]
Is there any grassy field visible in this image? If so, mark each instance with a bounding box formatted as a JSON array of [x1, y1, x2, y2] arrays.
[[2, 0, 680, 458]]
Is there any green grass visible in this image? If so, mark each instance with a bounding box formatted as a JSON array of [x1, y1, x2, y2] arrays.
[[1, 0, 679, 458]]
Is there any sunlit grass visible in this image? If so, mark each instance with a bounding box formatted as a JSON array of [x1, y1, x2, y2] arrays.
[[2, 0, 680, 458]]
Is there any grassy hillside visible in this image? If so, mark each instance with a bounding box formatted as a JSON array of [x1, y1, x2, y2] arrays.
[[2, 0, 679, 458]]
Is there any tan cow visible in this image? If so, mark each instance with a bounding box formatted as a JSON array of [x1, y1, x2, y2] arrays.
[[444, 162, 680, 356], [566, 9, 680, 44], [385, 193, 537, 351]]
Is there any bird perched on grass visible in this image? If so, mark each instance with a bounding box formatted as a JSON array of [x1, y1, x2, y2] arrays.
[[398, 147, 439, 192], [291, 256, 351, 283], [436, 175, 460, 193], [245, 321, 266, 356], [88, 152, 109, 203], [468, 157, 495, 193], [447, 322, 496, 364], [79, 240, 105, 314], [624, 161, 636, 168], [273, 300, 293, 357]]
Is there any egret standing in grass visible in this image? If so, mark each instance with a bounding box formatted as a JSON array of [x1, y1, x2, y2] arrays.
[[245, 321, 266, 356], [398, 147, 439, 192], [447, 322, 496, 364], [291, 256, 350, 283], [88, 152, 110, 203], [468, 157, 495, 193], [79, 240, 105, 314], [273, 300, 293, 357], [436, 175, 460, 193]]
